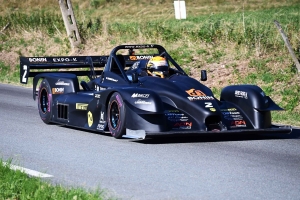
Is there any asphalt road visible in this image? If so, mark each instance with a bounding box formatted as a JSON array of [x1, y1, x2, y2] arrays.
[[1, 83, 300, 200]]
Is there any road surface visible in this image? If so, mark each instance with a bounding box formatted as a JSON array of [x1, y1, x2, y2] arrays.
[[0, 83, 299, 200]]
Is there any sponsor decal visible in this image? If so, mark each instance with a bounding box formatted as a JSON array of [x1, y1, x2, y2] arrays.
[[29, 57, 47, 62], [186, 88, 214, 101], [224, 114, 243, 120], [168, 117, 188, 121], [166, 113, 189, 121], [167, 110, 180, 113], [220, 108, 237, 112], [235, 90, 248, 99], [55, 80, 70, 86], [224, 116, 243, 121], [168, 118, 189, 122], [125, 46, 137, 49], [97, 111, 106, 130], [230, 115, 242, 118], [230, 120, 246, 127], [165, 113, 185, 117], [94, 94, 101, 98], [129, 55, 153, 60], [124, 45, 154, 49], [99, 111, 105, 123], [116, 95, 123, 107], [129, 56, 137, 61], [76, 103, 88, 110], [222, 111, 240, 115], [222, 110, 243, 120], [106, 77, 118, 82], [173, 122, 192, 129], [186, 88, 206, 96], [52, 57, 77, 62], [188, 96, 214, 101], [131, 61, 140, 69], [131, 93, 150, 98], [48, 94, 52, 112], [52, 88, 64, 94], [225, 117, 244, 121], [87, 111, 93, 127], [134, 99, 152, 104], [95, 86, 107, 91], [97, 124, 105, 130]]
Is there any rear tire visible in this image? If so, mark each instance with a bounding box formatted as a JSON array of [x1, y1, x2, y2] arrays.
[[38, 79, 52, 124], [107, 92, 126, 138]]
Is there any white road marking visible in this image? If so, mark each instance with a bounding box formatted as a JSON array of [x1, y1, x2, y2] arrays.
[[3, 162, 53, 178]]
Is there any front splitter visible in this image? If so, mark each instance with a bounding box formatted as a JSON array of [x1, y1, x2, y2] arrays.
[[124, 125, 292, 139]]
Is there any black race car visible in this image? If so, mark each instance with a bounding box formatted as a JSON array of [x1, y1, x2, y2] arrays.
[[20, 44, 291, 139]]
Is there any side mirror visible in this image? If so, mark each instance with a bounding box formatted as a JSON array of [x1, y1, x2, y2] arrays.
[[200, 70, 207, 81], [131, 72, 138, 83]]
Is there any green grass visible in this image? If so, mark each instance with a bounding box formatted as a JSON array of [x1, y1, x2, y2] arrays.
[[0, 62, 19, 84], [1, 4, 299, 52], [0, 160, 114, 200]]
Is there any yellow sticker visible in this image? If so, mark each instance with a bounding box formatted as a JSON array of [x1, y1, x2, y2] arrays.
[[88, 111, 93, 127], [76, 103, 88, 110]]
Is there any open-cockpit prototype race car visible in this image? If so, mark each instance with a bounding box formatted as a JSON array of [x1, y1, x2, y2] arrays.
[[20, 44, 291, 139]]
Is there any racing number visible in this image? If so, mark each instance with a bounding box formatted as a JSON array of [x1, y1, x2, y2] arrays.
[[22, 65, 28, 83], [205, 102, 213, 108]]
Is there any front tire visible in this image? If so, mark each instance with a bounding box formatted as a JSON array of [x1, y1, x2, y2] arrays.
[[38, 79, 52, 124], [107, 92, 126, 138]]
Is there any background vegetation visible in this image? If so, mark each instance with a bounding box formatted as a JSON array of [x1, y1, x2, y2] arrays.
[[0, 0, 299, 127]]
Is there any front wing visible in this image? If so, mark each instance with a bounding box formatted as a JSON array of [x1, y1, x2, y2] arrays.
[[124, 125, 292, 139]]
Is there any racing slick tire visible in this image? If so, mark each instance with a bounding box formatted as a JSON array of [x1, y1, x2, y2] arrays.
[[107, 92, 126, 139], [38, 79, 52, 124]]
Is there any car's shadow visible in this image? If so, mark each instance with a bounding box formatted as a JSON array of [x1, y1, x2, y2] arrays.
[[55, 124, 300, 144], [132, 128, 300, 144]]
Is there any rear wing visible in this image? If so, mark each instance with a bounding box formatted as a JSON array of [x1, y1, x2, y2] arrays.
[[20, 44, 187, 84], [19, 54, 154, 84], [20, 56, 109, 84]]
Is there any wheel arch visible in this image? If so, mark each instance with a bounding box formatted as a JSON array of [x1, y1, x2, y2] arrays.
[[220, 84, 283, 129], [105, 89, 169, 133]]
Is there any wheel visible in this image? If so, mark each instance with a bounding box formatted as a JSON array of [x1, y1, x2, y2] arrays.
[[107, 92, 126, 138], [38, 79, 52, 124]]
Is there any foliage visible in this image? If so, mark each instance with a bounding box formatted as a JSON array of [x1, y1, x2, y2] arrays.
[[1, 4, 299, 53]]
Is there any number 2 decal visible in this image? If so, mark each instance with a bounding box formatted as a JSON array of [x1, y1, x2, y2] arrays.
[[204, 102, 213, 108], [22, 65, 28, 83]]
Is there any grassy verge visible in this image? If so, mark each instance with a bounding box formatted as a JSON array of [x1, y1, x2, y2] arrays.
[[0, 160, 113, 200]]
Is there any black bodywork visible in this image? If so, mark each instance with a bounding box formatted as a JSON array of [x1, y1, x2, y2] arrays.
[[20, 44, 291, 139]]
